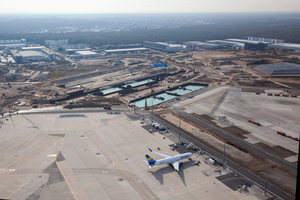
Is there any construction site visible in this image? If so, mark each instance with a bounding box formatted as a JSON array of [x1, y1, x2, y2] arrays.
[[1, 49, 300, 199]]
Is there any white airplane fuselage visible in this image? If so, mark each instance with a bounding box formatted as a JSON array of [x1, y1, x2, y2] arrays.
[[153, 152, 192, 166]]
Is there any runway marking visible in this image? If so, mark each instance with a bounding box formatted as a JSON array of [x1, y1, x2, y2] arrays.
[[0, 130, 42, 164], [87, 116, 149, 200], [5, 160, 55, 199], [5, 117, 74, 200], [47, 154, 57, 157], [0, 154, 43, 163], [80, 165, 176, 187], [54, 119, 78, 200]]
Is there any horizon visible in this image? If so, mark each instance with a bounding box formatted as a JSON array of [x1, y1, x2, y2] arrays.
[[1, 0, 300, 14]]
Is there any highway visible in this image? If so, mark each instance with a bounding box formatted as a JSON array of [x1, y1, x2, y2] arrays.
[[152, 115, 295, 200]]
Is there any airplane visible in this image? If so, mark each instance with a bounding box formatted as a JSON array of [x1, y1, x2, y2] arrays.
[[142, 148, 193, 172]]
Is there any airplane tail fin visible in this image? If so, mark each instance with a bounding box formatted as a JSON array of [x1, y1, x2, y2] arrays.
[[145, 155, 156, 167]]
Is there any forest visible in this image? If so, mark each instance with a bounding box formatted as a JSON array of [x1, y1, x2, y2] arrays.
[[0, 13, 300, 46]]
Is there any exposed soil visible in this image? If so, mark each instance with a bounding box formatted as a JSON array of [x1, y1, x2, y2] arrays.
[[255, 143, 297, 159], [192, 113, 248, 139], [156, 112, 296, 197], [238, 80, 283, 88], [241, 88, 265, 93]]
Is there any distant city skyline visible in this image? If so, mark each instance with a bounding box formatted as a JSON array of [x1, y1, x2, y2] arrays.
[[1, 0, 300, 14]]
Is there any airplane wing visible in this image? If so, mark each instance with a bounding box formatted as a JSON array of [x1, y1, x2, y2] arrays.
[[149, 148, 170, 158], [172, 161, 179, 172]]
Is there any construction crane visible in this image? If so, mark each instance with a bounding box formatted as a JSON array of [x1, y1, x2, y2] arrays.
[[31, 80, 42, 99]]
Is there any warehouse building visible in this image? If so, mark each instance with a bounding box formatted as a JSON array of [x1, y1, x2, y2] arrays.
[[184, 41, 223, 50], [254, 63, 300, 75], [45, 39, 68, 47], [11, 50, 50, 63], [21, 46, 57, 60], [102, 44, 117, 51], [144, 41, 186, 52], [225, 39, 269, 50], [206, 40, 245, 49], [41, 48, 57, 60], [0, 39, 26, 49], [104, 48, 149, 55], [117, 44, 142, 49], [75, 51, 98, 58], [243, 36, 284, 43], [268, 43, 300, 51], [21, 47, 43, 51], [66, 48, 92, 54]]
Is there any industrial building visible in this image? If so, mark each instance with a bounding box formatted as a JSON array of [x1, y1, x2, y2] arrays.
[[183, 41, 222, 50], [144, 41, 186, 52], [75, 51, 98, 58], [225, 39, 268, 50], [45, 39, 68, 47], [41, 48, 57, 60], [268, 43, 300, 51], [206, 40, 245, 49], [117, 44, 142, 49], [5, 69, 19, 80], [22, 46, 57, 60], [0, 39, 26, 49], [254, 63, 300, 75], [65, 48, 92, 54], [7, 56, 16, 64], [11, 50, 50, 63], [243, 36, 284, 43], [1, 56, 7, 63], [9, 46, 57, 62], [102, 44, 117, 51], [104, 48, 149, 55], [21, 47, 43, 51], [0, 39, 26, 45]]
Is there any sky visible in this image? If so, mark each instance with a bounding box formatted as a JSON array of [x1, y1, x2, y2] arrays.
[[1, 0, 300, 14]]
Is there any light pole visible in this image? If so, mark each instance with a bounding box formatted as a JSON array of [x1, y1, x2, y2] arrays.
[[178, 115, 181, 142], [133, 92, 136, 114], [151, 87, 154, 124], [167, 102, 181, 142], [151, 98, 154, 124], [223, 132, 226, 168], [264, 159, 270, 196]]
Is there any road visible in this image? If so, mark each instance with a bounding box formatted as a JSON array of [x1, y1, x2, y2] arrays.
[[175, 110, 297, 173], [4, 105, 295, 200], [152, 115, 295, 200]]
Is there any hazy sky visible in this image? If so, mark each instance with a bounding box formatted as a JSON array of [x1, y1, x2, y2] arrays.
[[1, 0, 300, 14]]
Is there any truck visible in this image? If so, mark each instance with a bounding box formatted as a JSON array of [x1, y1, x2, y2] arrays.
[[104, 106, 111, 109]]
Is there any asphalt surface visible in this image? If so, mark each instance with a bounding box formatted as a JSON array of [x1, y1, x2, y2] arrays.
[[152, 115, 295, 200], [175, 110, 297, 173]]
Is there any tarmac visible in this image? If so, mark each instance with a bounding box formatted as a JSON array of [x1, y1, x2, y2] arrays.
[[174, 86, 300, 157], [0, 112, 268, 200]]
